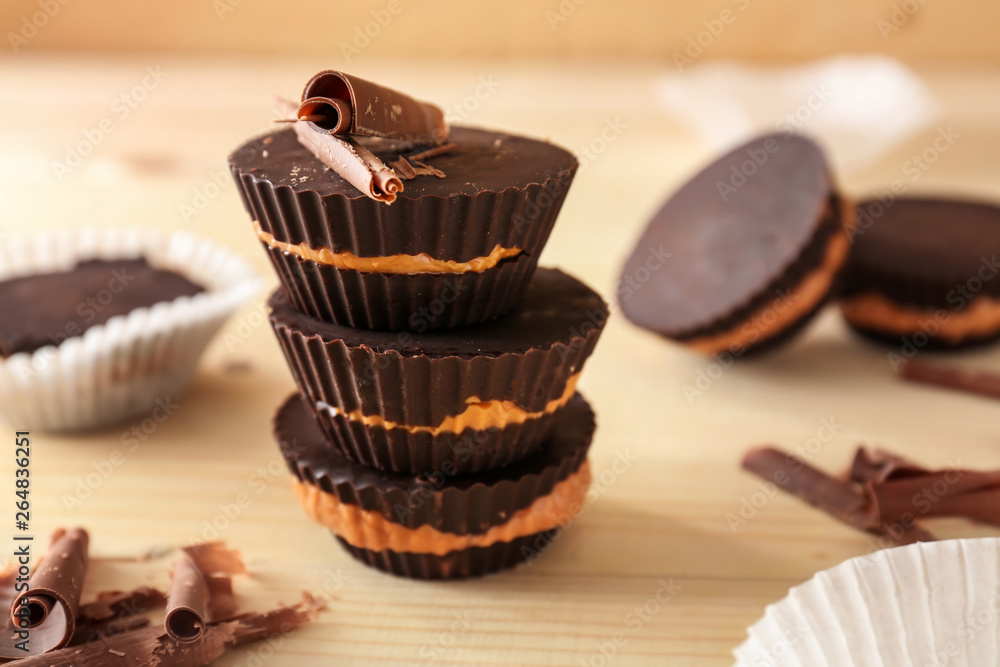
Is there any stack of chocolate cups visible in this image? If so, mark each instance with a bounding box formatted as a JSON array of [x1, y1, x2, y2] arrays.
[[228, 72, 608, 579]]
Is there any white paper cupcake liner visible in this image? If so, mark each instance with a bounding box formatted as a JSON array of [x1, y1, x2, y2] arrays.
[[734, 538, 1000, 667], [0, 227, 260, 431]]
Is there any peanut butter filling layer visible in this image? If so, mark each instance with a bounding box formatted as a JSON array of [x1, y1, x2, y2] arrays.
[[688, 214, 855, 355], [319, 373, 580, 435], [840, 293, 1000, 344], [292, 461, 591, 555], [254, 221, 521, 275]]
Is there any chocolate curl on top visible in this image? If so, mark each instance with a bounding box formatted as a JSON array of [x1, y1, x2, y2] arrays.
[[300, 70, 448, 143], [10, 527, 89, 651], [275, 97, 404, 204], [165, 554, 209, 642]]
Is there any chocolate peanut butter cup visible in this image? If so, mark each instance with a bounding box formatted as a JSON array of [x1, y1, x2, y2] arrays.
[[840, 197, 1000, 350], [267, 267, 608, 475], [0, 228, 258, 431], [619, 132, 854, 357], [230, 126, 577, 330], [275, 391, 595, 579]]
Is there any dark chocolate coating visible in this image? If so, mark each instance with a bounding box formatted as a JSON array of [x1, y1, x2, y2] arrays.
[[0, 259, 204, 357], [312, 406, 560, 476], [619, 132, 836, 339], [268, 267, 607, 436], [228, 126, 577, 260], [844, 197, 1000, 309], [264, 246, 536, 331], [276, 392, 594, 536], [269, 266, 607, 357], [334, 529, 558, 580]]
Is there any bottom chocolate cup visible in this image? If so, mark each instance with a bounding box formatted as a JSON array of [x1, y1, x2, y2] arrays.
[[275, 391, 596, 580], [266, 246, 538, 331], [313, 408, 559, 475], [333, 528, 560, 580]]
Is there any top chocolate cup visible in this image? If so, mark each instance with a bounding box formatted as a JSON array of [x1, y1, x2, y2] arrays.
[[228, 126, 577, 331]]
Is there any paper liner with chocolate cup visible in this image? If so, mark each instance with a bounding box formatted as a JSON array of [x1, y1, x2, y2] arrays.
[[268, 267, 608, 474], [619, 132, 855, 357], [734, 538, 1000, 667], [0, 227, 259, 431], [275, 391, 596, 580], [298, 70, 448, 142], [839, 196, 1000, 350], [229, 126, 577, 330]]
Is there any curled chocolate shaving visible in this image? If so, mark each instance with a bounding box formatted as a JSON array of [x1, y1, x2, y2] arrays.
[[742, 448, 934, 546], [9, 527, 89, 652], [901, 361, 1000, 400], [300, 70, 447, 143], [12, 593, 325, 667], [745, 444, 1000, 547], [165, 555, 209, 642], [295, 96, 353, 135], [275, 97, 403, 203]]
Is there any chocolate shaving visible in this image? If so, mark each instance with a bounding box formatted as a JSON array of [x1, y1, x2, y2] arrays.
[[9, 527, 89, 652], [180, 542, 245, 577], [165, 555, 209, 642], [745, 445, 1000, 545], [72, 587, 167, 645], [410, 160, 446, 178], [388, 156, 417, 180], [848, 448, 930, 484], [743, 448, 881, 534], [407, 142, 457, 162], [276, 96, 403, 203], [388, 156, 447, 181], [901, 361, 1000, 400], [295, 97, 353, 134], [299, 70, 447, 143], [11, 593, 325, 667]]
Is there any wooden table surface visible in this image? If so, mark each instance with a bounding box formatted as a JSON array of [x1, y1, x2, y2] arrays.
[[2, 54, 999, 666]]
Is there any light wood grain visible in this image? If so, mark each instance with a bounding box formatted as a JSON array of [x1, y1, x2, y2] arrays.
[[1, 56, 999, 666], [1, 1, 999, 63]]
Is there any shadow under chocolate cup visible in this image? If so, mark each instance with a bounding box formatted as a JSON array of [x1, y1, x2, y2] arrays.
[[267, 267, 608, 475], [229, 126, 577, 331], [274, 390, 596, 580]]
